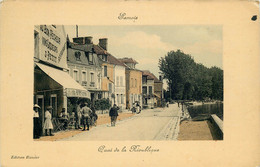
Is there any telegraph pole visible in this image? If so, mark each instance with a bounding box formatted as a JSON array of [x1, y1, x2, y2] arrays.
[[76, 25, 78, 37]]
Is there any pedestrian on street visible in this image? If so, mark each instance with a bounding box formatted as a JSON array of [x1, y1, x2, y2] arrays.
[[43, 106, 54, 136], [33, 104, 41, 139], [75, 103, 82, 129], [109, 104, 119, 126], [135, 102, 141, 114], [81, 102, 92, 131], [90, 104, 98, 127]]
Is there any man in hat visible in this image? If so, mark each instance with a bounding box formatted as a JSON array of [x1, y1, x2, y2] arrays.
[[43, 106, 54, 136], [33, 104, 41, 139], [81, 102, 92, 131], [109, 104, 119, 126]]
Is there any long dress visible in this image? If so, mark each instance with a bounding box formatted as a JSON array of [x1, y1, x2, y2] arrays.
[[33, 110, 40, 138], [43, 110, 53, 130]]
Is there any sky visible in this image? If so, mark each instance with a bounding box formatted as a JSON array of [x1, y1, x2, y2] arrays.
[[64, 25, 222, 80]]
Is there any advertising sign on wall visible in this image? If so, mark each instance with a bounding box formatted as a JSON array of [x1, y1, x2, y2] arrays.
[[66, 88, 90, 98], [34, 25, 67, 69]]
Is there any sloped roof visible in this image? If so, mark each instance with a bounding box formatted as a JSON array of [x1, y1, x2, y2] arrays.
[[142, 70, 161, 82], [68, 41, 93, 52], [118, 57, 138, 64], [93, 44, 108, 55], [93, 44, 126, 67], [107, 54, 126, 67]]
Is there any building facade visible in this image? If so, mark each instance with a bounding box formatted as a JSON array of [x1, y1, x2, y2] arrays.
[[119, 58, 142, 109], [94, 42, 115, 106], [110, 59, 126, 109], [94, 39, 126, 109], [142, 71, 155, 109], [67, 37, 102, 102], [142, 70, 163, 108], [34, 25, 90, 133]]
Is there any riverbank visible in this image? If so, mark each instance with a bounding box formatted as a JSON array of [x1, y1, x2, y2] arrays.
[[34, 112, 134, 141], [187, 100, 222, 106], [177, 101, 223, 140], [178, 120, 213, 140]]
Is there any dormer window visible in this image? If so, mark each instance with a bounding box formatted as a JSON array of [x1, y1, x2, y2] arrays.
[[89, 53, 93, 62], [102, 55, 107, 61], [75, 51, 81, 61]]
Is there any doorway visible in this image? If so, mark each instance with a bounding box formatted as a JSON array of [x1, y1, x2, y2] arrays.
[[50, 94, 57, 118], [36, 95, 44, 135]]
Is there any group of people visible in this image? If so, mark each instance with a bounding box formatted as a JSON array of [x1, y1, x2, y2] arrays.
[[74, 102, 98, 131], [33, 104, 54, 139], [33, 102, 121, 139], [131, 101, 141, 114]]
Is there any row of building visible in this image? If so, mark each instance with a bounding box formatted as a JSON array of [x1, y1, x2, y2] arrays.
[[34, 25, 163, 125]]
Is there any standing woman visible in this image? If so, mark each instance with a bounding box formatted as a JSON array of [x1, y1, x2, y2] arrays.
[[33, 104, 41, 139], [44, 106, 54, 136]]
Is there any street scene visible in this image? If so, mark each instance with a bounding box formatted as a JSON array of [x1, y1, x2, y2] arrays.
[[33, 25, 223, 141], [60, 104, 180, 141]]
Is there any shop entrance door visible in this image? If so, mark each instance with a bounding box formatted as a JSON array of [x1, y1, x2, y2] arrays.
[[50, 94, 57, 118], [36, 95, 44, 135]]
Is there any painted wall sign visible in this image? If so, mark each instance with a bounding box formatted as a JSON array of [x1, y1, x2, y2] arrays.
[[66, 88, 90, 98], [34, 25, 67, 69]]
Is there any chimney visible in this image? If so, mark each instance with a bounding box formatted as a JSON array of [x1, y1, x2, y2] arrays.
[[84, 36, 93, 44], [73, 36, 93, 45], [73, 37, 84, 44], [159, 75, 162, 81], [99, 38, 108, 50]]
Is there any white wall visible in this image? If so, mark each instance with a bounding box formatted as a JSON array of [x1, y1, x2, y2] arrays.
[[114, 65, 126, 108]]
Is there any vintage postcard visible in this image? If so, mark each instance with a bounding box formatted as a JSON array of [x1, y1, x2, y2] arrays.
[[0, 1, 259, 167]]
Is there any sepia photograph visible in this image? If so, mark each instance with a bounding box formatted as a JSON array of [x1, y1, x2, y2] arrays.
[[33, 25, 223, 141]]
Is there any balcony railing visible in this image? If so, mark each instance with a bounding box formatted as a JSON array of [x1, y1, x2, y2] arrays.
[[90, 82, 95, 87], [82, 81, 87, 86]]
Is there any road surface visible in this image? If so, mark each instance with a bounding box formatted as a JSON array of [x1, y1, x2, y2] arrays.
[[60, 104, 181, 141]]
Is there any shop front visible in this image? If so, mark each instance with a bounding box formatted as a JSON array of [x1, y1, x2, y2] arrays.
[[34, 62, 90, 133]]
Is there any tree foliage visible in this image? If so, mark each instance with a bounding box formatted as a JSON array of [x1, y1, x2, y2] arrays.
[[94, 98, 111, 111], [159, 50, 223, 101]]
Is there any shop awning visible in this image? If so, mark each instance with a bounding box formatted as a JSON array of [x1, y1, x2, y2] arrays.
[[36, 63, 90, 98]]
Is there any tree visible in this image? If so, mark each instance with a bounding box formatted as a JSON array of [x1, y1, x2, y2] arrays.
[[159, 50, 223, 101], [94, 98, 111, 114]]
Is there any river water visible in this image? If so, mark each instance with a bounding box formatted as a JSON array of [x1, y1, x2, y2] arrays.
[[187, 103, 223, 120]]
